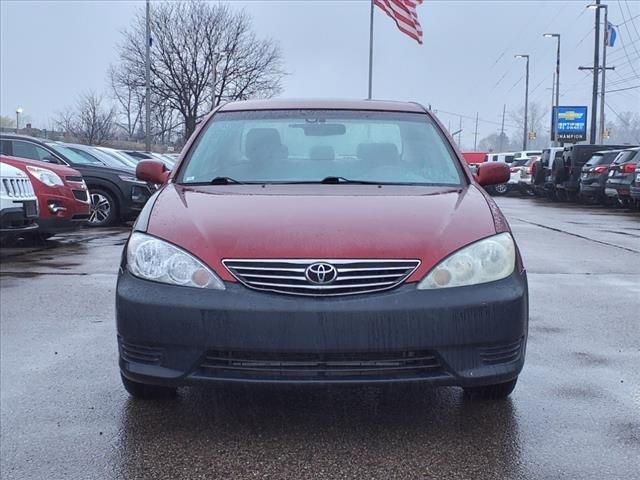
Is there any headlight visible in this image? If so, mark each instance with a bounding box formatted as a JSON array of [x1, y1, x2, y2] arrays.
[[417, 233, 515, 290], [118, 174, 147, 185], [26, 165, 64, 186], [126, 232, 225, 290]]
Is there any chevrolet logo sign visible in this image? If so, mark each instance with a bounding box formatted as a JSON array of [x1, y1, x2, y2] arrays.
[[558, 111, 584, 121]]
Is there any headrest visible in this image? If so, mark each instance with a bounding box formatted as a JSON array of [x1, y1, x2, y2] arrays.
[[245, 128, 285, 162]]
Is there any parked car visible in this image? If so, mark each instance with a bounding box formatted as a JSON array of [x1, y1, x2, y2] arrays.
[[630, 162, 640, 209], [0, 160, 39, 242], [604, 147, 640, 208], [65, 144, 137, 171], [578, 149, 624, 204], [1, 155, 90, 240], [532, 147, 564, 197], [117, 99, 527, 401], [482, 152, 518, 196], [486, 152, 515, 164], [552, 144, 630, 201], [0, 134, 157, 227], [123, 150, 176, 169], [516, 157, 538, 195]]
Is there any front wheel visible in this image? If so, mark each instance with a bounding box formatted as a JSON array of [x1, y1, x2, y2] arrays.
[[87, 189, 117, 227], [121, 374, 177, 399], [463, 377, 518, 400], [489, 184, 509, 196]]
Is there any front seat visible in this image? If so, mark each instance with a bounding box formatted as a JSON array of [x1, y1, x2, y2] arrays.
[[245, 128, 288, 165]]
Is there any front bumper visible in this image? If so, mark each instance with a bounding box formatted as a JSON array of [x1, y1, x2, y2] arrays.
[[116, 269, 529, 387]]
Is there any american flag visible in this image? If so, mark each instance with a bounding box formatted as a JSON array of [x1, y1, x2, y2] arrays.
[[374, 0, 424, 44]]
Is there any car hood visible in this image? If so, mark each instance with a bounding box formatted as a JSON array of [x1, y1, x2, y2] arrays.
[[0, 155, 82, 177], [72, 164, 134, 176], [146, 184, 499, 282]]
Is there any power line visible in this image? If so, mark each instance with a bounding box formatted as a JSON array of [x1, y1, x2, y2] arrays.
[[623, 1, 640, 43], [606, 84, 640, 93]]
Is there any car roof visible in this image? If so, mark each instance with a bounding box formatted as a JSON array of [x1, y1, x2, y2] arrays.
[[217, 98, 427, 113]]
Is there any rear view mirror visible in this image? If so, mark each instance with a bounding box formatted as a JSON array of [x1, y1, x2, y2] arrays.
[[475, 162, 510, 187], [136, 160, 169, 184], [42, 155, 62, 164]]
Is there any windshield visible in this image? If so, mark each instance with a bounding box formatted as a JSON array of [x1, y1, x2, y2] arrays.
[[46, 143, 102, 165], [179, 110, 463, 185], [585, 154, 604, 167], [98, 148, 138, 168]]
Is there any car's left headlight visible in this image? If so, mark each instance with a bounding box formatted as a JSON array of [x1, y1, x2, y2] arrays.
[[26, 165, 64, 186], [126, 232, 225, 290], [417, 233, 516, 290]]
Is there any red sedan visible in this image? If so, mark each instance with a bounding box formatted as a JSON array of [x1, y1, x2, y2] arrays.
[[1, 155, 90, 239], [117, 99, 526, 401]]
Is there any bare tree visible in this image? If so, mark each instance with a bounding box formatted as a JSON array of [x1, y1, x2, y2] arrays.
[[509, 102, 550, 149], [114, 1, 284, 140], [109, 65, 145, 141], [55, 92, 116, 145]]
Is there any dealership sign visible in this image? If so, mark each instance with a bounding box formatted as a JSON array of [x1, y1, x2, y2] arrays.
[[552, 106, 588, 143]]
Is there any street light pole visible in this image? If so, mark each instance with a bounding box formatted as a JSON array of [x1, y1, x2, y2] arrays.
[[515, 54, 530, 150], [598, 4, 608, 143], [145, 0, 151, 152], [15, 107, 22, 133], [589, 0, 601, 144], [544, 33, 561, 145]]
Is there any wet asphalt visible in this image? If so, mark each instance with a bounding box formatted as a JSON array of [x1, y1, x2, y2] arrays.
[[1, 196, 639, 480]]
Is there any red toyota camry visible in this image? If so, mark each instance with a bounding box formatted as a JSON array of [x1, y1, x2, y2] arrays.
[[117, 99, 527, 400]]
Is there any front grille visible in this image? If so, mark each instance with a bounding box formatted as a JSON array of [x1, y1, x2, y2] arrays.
[[119, 340, 163, 365], [65, 176, 83, 182], [1, 178, 34, 198], [72, 189, 89, 202], [479, 338, 523, 365], [195, 350, 445, 381], [223, 259, 420, 296]]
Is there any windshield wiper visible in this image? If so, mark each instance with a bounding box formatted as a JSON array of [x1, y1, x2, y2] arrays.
[[210, 176, 244, 185], [319, 176, 381, 185]]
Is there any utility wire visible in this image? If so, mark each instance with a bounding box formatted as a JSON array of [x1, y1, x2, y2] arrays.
[[606, 85, 640, 93]]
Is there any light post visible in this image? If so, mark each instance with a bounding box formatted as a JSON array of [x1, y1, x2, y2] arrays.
[[515, 54, 530, 150], [588, 3, 609, 143], [15, 107, 23, 133], [543, 33, 561, 146]]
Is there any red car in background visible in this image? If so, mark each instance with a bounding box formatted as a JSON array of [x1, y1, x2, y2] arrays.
[[1, 155, 91, 240]]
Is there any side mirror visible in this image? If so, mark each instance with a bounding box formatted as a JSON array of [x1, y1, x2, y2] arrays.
[[42, 155, 62, 164], [475, 162, 510, 187], [136, 160, 169, 184]]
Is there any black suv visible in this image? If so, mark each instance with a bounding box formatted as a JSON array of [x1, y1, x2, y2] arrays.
[[0, 134, 157, 227], [551, 144, 630, 200], [604, 147, 640, 208], [579, 149, 624, 203]]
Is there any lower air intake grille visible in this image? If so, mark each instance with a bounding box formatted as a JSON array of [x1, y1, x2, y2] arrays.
[[195, 350, 444, 381], [119, 340, 163, 365], [223, 259, 420, 296], [72, 190, 89, 202], [479, 338, 523, 365]]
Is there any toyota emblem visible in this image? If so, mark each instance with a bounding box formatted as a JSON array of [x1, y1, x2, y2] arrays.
[[305, 262, 338, 285]]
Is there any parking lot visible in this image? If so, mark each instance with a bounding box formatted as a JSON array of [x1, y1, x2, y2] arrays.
[[1, 196, 639, 480]]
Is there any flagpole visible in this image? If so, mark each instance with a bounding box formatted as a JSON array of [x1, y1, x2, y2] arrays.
[[368, 0, 374, 99]]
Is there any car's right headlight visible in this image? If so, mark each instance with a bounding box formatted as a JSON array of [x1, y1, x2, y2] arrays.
[[126, 232, 225, 290], [417, 233, 516, 289]]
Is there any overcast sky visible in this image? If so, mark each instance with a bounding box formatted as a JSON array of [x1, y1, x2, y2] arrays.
[[1, 0, 638, 147]]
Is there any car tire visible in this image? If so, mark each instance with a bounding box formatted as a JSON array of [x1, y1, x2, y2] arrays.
[[87, 188, 118, 227], [463, 378, 518, 400], [121, 374, 177, 399], [489, 184, 509, 196]]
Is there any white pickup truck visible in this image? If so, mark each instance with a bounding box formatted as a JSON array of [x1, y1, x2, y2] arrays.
[[1, 161, 39, 242]]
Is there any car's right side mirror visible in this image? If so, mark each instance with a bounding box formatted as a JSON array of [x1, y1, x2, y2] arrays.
[[475, 162, 510, 187], [136, 160, 169, 184]]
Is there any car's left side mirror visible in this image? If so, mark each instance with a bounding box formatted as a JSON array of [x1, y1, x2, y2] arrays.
[[475, 162, 510, 187], [136, 160, 169, 184]]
